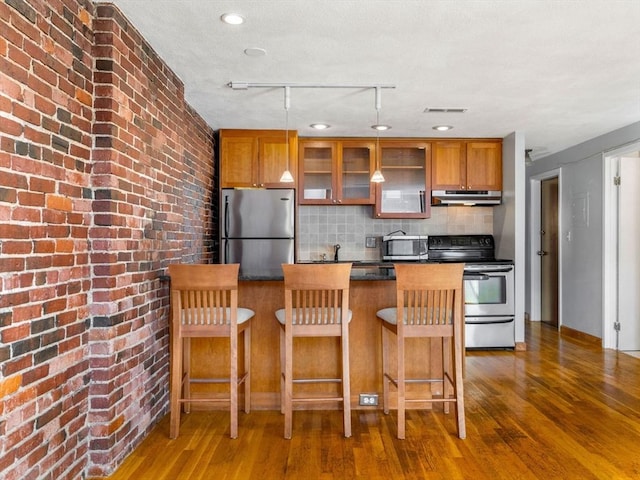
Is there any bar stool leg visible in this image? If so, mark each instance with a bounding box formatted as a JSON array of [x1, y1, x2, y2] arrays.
[[244, 327, 251, 413], [169, 333, 183, 439], [382, 326, 390, 415], [341, 328, 352, 438], [284, 328, 293, 439], [397, 333, 406, 440]]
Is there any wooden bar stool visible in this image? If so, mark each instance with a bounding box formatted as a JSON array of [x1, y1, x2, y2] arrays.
[[275, 263, 353, 439], [376, 263, 466, 439], [168, 263, 254, 439]]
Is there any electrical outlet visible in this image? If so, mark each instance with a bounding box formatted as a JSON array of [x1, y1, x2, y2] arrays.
[[365, 236, 377, 248], [359, 393, 379, 406]]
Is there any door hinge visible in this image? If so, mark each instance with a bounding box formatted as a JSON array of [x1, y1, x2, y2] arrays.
[[614, 322, 621, 332], [613, 176, 621, 186]]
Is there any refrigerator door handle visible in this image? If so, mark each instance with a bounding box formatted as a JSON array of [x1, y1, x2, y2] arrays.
[[224, 239, 229, 264], [224, 195, 230, 238]]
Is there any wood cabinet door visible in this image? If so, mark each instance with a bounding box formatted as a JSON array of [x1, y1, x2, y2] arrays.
[[220, 130, 297, 188], [220, 134, 257, 188], [466, 141, 502, 190], [431, 141, 466, 190], [258, 131, 297, 188]]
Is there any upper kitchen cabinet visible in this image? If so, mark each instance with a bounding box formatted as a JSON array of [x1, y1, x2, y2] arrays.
[[374, 140, 431, 218], [298, 139, 375, 205], [431, 140, 502, 191], [219, 129, 298, 188]]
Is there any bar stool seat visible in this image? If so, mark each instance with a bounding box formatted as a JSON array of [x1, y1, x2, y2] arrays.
[[275, 262, 353, 439], [377, 262, 466, 439], [168, 263, 253, 439]]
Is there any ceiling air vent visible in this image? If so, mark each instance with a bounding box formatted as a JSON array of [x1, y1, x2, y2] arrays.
[[423, 107, 468, 113]]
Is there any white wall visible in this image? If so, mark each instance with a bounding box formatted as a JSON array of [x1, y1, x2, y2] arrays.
[[496, 132, 526, 345], [526, 121, 640, 338]]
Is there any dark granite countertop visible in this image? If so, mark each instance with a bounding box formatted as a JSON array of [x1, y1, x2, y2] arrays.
[[163, 260, 506, 282], [239, 261, 396, 281], [161, 262, 399, 282]]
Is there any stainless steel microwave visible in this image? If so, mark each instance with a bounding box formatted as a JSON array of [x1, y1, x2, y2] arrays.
[[381, 235, 428, 261]]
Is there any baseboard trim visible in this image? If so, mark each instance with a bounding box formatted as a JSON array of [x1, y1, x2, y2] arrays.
[[560, 325, 601, 347]]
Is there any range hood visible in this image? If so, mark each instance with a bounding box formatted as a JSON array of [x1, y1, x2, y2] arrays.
[[431, 189, 502, 206]]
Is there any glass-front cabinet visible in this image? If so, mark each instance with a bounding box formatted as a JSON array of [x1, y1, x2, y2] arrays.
[[299, 139, 375, 205], [374, 141, 431, 218]]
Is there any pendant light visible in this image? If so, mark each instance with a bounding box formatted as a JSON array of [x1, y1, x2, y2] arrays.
[[370, 87, 386, 183], [279, 86, 295, 183]]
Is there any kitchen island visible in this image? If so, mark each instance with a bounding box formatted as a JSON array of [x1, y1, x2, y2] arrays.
[[187, 265, 448, 410]]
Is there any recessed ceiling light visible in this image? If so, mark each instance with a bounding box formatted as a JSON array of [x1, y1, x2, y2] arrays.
[[220, 13, 244, 25], [310, 123, 331, 130], [371, 124, 391, 131], [244, 47, 266, 57], [424, 107, 468, 113], [432, 125, 453, 131]]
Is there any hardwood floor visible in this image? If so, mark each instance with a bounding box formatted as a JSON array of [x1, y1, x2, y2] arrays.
[[100, 322, 640, 479]]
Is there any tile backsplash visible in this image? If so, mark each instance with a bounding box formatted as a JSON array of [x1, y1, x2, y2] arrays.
[[297, 205, 493, 261]]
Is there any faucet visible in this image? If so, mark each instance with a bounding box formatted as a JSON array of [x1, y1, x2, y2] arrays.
[[333, 244, 341, 262]]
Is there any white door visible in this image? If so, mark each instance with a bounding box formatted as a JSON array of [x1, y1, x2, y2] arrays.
[[618, 155, 640, 350]]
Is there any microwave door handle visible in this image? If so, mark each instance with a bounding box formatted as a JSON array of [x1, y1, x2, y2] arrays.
[[419, 238, 428, 256]]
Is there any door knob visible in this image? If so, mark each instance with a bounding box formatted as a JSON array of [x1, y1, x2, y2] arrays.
[[537, 250, 548, 256]]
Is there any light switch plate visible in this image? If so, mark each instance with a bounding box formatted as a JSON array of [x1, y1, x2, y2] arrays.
[[365, 236, 377, 248]]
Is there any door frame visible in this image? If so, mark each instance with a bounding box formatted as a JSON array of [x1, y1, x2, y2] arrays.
[[603, 141, 640, 350], [529, 168, 562, 325]]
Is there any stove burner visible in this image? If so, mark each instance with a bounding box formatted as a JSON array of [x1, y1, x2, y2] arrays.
[[427, 234, 498, 262]]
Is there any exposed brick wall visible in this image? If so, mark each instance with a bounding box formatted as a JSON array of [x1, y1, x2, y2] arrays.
[[1, 0, 95, 478], [88, 4, 214, 477], [1, 0, 215, 478]]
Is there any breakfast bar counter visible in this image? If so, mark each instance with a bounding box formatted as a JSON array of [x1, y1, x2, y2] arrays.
[[187, 272, 447, 410]]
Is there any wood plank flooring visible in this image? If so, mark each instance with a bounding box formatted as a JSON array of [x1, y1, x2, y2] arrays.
[[99, 322, 640, 479]]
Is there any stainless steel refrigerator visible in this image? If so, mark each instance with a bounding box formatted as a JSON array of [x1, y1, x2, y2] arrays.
[[220, 188, 295, 277]]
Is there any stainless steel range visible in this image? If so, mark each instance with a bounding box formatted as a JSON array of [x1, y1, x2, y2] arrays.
[[428, 235, 515, 349]]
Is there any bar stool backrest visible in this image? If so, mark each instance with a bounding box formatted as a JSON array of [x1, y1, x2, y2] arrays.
[[169, 263, 241, 338]]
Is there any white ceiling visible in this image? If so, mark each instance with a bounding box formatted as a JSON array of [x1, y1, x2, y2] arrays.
[[109, 0, 640, 161]]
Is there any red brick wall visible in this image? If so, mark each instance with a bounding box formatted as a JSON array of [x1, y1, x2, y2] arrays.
[[0, 1, 215, 478], [88, 4, 215, 477]]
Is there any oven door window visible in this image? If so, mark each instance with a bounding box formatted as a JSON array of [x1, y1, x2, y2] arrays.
[[465, 275, 507, 305]]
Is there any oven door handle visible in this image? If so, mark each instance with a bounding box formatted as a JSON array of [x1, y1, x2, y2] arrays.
[[465, 267, 513, 274], [464, 274, 491, 281]]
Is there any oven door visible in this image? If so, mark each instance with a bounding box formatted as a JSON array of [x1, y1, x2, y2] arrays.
[[463, 265, 514, 317]]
